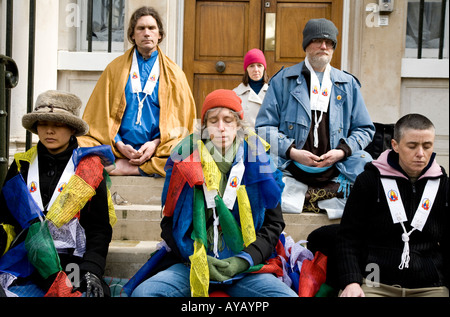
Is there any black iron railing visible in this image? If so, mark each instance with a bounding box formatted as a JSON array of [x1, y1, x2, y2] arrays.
[[0, 56, 19, 185], [0, 0, 19, 185], [415, 0, 447, 59], [26, 0, 36, 150], [87, 0, 122, 53], [438, 0, 448, 59], [2, 0, 122, 171]]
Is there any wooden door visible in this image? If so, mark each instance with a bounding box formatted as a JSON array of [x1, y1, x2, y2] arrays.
[[183, 0, 343, 117], [265, 0, 343, 76]]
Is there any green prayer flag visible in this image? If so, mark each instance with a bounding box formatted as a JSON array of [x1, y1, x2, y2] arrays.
[[192, 187, 208, 247], [214, 196, 244, 253], [25, 221, 62, 279]]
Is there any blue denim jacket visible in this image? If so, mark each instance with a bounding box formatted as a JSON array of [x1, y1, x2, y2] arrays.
[[255, 62, 375, 182]]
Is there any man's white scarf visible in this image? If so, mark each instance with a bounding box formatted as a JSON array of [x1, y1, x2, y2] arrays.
[[130, 49, 160, 125], [304, 57, 332, 148]]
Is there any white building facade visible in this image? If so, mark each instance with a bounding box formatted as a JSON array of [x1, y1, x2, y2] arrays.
[[1, 0, 448, 170]]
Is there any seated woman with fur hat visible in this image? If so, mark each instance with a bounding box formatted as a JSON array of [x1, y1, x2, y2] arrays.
[[0, 90, 116, 297]]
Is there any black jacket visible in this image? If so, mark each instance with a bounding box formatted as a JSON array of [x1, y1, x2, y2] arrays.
[[337, 150, 449, 289], [0, 139, 112, 279]]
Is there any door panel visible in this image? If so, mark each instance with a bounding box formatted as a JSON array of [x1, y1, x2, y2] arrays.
[[196, 3, 247, 59], [184, 0, 343, 117], [184, 0, 262, 116], [266, 0, 342, 76], [194, 75, 243, 113], [277, 3, 331, 61]]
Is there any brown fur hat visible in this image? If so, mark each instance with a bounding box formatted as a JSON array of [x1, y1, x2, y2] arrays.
[[22, 90, 89, 136]]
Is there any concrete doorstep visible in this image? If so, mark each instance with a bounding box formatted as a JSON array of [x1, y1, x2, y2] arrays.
[[105, 176, 340, 279], [105, 240, 161, 279], [105, 207, 339, 278]]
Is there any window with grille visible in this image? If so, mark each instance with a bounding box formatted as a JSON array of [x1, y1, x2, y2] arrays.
[[405, 0, 449, 59], [77, 0, 125, 52]]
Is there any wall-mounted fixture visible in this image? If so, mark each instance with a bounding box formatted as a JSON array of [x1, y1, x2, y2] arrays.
[[379, 0, 394, 13]]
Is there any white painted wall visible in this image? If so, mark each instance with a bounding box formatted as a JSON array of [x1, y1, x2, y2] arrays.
[[1, 0, 448, 171]]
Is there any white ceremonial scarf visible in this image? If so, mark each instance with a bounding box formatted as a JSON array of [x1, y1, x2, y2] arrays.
[[202, 158, 245, 257], [304, 57, 332, 148], [130, 49, 160, 125], [27, 152, 75, 212], [380, 178, 440, 269], [27, 152, 86, 256]]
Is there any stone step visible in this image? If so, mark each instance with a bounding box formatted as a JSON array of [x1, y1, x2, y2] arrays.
[[112, 203, 339, 242], [109, 176, 340, 238], [112, 204, 162, 241], [106, 210, 341, 279], [107, 176, 341, 279], [284, 212, 340, 241], [107, 211, 339, 278], [109, 176, 165, 205], [105, 240, 161, 279]]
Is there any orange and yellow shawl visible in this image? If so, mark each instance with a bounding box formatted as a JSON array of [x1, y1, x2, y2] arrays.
[[78, 46, 197, 176]]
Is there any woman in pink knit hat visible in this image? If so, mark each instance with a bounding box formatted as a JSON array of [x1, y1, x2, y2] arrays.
[[233, 48, 268, 127]]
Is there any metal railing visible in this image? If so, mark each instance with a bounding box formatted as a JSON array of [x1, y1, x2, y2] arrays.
[[26, 0, 36, 150], [2, 0, 36, 153], [2, 0, 121, 180], [0, 56, 19, 185], [416, 0, 448, 59], [87, 0, 119, 53], [0, 0, 19, 186]]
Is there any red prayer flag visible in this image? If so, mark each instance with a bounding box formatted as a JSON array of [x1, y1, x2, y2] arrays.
[[44, 271, 82, 297], [298, 251, 327, 297], [163, 151, 203, 217]]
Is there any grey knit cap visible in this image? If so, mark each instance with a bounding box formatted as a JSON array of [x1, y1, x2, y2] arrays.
[[302, 18, 338, 51]]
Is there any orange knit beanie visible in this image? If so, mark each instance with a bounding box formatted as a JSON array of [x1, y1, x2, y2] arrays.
[[201, 89, 243, 123]]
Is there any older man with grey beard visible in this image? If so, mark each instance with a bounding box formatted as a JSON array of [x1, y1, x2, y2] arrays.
[[255, 18, 374, 217]]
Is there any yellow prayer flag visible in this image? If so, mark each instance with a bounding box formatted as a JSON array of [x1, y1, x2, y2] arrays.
[[189, 239, 209, 297], [197, 140, 221, 191], [245, 130, 270, 152], [1, 224, 16, 255], [14, 146, 37, 172], [237, 185, 256, 247], [107, 188, 117, 227], [46, 174, 95, 228]]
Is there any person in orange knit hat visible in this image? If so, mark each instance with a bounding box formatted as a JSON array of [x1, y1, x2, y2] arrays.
[[129, 89, 298, 297], [201, 88, 244, 121]]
